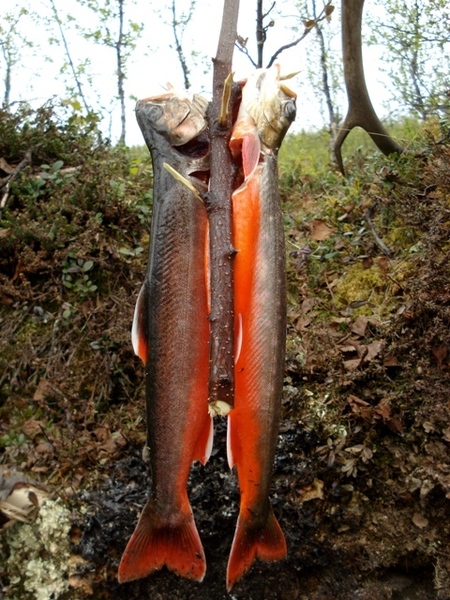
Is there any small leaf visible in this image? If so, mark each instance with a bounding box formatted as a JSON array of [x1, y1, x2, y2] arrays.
[[52, 160, 64, 171], [302, 19, 316, 29], [82, 260, 94, 272], [310, 219, 334, 241]]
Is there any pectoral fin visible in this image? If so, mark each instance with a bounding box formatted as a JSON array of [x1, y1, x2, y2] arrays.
[[131, 282, 149, 364], [242, 132, 261, 180]]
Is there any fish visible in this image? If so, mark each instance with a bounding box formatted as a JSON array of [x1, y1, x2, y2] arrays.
[[118, 89, 212, 584], [226, 64, 297, 590]]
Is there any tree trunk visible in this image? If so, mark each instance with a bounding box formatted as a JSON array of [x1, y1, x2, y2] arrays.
[[334, 0, 403, 174]]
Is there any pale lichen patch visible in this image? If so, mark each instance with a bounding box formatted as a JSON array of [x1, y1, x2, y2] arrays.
[[2, 499, 74, 600]]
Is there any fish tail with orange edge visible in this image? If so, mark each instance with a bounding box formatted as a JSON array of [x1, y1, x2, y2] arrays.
[[118, 495, 206, 583], [226, 504, 287, 591]]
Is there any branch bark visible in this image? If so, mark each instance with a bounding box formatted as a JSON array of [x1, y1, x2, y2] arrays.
[[206, 0, 240, 416], [334, 0, 403, 175]]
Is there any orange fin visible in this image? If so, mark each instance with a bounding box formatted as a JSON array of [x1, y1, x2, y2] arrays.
[[118, 499, 206, 583], [226, 412, 241, 470], [131, 282, 149, 364], [242, 131, 260, 179], [193, 415, 214, 465], [234, 313, 243, 365], [226, 506, 287, 591]]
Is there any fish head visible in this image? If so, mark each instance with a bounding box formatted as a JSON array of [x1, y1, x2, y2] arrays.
[[136, 88, 209, 147], [241, 64, 297, 153]]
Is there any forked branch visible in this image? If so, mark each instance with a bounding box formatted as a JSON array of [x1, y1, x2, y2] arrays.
[[334, 0, 403, 174]]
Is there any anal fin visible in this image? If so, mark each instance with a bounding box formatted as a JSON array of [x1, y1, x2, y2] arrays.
[[193, 415, 214, 465]]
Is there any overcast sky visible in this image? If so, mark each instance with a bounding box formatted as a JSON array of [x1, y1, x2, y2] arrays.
[[1, 0, 391, 146]]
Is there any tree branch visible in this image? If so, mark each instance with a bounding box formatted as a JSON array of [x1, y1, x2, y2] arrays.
[[267, 2, 333, 68], [205, 0, 240, 416]]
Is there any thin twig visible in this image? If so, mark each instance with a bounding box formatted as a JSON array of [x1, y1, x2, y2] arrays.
[[364, 207, 393, 256], [0, 149, 32, 192]]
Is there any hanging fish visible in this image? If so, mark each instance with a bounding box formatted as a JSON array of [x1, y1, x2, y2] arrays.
[[226, 65, 297, 590], [118, 90, 212, 584]]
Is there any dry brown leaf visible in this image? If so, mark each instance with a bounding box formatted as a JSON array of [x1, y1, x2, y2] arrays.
[[351, 316, 368, 337], [301, 298, 316, 313], [432, 345, 448, 368], [387, 417, 403, 433], [299, 478, 324, 503], [344, 358, 361, 371], [374, 398, 391, 420], [310, 219, 334, 241], [412, 513, 429, 529], [33, 379, 51, 402], [347, 394, 372, 418], [383, 354, 399, 367], [295, 316, 312, 330], [365, 340, 383, 361]]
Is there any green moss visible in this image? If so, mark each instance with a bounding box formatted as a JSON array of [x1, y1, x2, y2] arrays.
[[332, 262, 390, 316]]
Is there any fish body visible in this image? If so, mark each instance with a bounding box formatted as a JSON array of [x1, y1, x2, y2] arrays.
[[226, 65, 296, 590], [118, 90, 211, 583]]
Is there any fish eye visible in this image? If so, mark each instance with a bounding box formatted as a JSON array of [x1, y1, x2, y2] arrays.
[[146, 104, 163, 121], [284, 100, 296, 121]]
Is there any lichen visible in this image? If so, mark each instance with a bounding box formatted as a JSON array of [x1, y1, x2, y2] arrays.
[[3, 499, 72, 600]]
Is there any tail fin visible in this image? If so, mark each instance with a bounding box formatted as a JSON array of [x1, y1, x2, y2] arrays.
[[226, 506, 286, 591], [118, 498, 206, 583]]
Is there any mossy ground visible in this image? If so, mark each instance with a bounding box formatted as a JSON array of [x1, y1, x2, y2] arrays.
[[1, 105, 450, 599]]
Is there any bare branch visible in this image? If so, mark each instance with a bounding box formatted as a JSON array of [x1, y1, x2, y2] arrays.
[[267, 2, 333, 68], [205, 0, 240, 416], [170, 0, 193, 90], [234, 39, 258, 68], [49, 0, 90, 113]]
